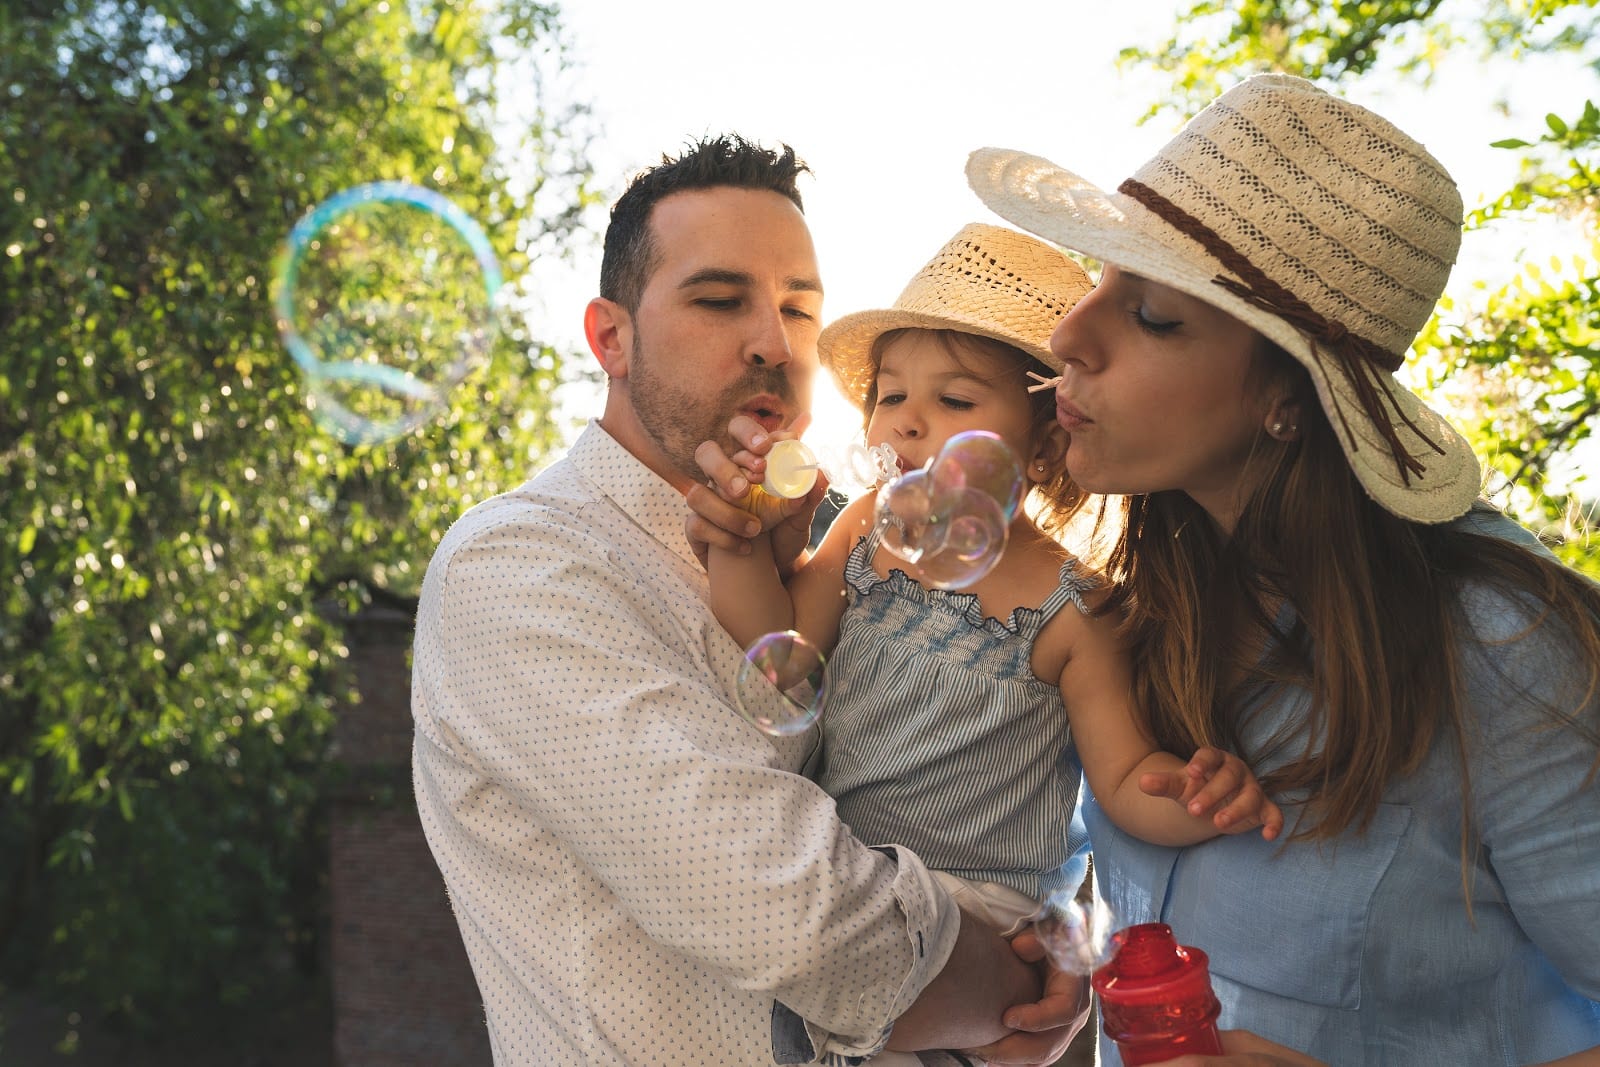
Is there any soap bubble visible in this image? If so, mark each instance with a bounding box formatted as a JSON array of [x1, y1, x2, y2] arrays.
[[1031, 888, 1116, 976], [928, 430, 1026, 522], [273, 181, 503, 444], [873, 468, 948, 564], [910, 488, 1009, 590], [872, 433, 1022, 589], [736, 630, 826, 736]]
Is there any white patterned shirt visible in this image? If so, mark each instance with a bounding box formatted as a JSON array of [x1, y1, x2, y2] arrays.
[[412, 421, 960, 1066]]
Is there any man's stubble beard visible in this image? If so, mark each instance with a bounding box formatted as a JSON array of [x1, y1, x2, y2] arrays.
[[627, 325, 798, 485]]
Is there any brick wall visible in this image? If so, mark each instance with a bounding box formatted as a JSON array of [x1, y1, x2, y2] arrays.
[[330, 602, 490, 1067]]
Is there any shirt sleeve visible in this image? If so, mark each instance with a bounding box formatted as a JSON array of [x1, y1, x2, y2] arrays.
[[411, 506, 960, 1056], [1465, 584, 1600, 1001]]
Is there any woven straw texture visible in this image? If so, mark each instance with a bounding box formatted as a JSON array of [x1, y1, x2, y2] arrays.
[[966, 73, 1480, 523], [820, 223, 1092, 411]]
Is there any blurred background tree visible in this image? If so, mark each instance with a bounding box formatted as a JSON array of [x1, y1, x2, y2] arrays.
[[0, 0, 595, 1037], [1123, 0, 1600, 576]]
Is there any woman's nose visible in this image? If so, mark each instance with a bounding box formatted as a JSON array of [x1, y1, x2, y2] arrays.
[[1049, 312, 1077, 367], [1052, 283, 1107, 371]]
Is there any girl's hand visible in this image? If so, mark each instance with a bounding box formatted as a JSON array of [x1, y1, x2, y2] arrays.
[[1139, 746, 1284, 841]]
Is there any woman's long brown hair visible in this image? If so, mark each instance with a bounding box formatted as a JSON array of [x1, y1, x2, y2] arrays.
[[1101, 344, 1600, 855]]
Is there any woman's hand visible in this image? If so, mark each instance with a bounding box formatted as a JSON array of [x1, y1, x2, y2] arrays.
[[1147, 1029, 1328, 1066]]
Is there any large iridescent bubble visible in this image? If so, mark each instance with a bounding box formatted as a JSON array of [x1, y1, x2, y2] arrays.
[[872, 430, 1023, 589], [928, 430, 1025, 522], [273, 182, 503, 444], [736, 630, 827, 736]]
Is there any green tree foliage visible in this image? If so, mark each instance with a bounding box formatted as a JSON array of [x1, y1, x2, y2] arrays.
[[1122, 0, 1600, 575], [0, 0, 595, 1030]]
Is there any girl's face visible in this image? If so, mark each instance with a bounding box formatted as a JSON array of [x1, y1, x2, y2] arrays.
[[866, 331, 1047, 476], [1048, 266, 1279, 530]]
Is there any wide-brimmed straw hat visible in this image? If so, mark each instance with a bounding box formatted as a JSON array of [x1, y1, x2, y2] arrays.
[[820, 222, 1092, 411], [966, 73, 1480, 523]]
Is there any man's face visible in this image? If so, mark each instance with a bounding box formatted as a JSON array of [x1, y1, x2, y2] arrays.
[[618, 187, 823, 488]]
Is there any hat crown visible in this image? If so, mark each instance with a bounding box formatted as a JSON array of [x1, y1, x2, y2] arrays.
[[892, 223, 1088, 342], [1133, 73, 1464, 359], [819, 223, 1091, 410]]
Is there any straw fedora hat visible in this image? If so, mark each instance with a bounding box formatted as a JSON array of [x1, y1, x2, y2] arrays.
[[820, 222, 1092, 411], [966, 73, 1480, 524]]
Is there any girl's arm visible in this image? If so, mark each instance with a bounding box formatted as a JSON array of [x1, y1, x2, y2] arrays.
[[707, 534, 798, 649], [1057, 606, 1282, 846], [782, 492, 877, 655], [695, 484, 877, 655]]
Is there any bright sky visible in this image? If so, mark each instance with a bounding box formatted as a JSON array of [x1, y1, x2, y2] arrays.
[[534, 0, 1592, 456]]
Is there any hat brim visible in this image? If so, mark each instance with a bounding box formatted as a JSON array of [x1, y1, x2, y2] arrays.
[[820, 305, 1064, 413], [966, 147, 1480, 524]]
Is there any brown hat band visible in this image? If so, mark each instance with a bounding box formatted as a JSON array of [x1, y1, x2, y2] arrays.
[[1118, 178, 1443, 483]]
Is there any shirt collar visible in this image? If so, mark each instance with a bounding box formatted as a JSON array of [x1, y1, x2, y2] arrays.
[[569, 420, 701, 571]]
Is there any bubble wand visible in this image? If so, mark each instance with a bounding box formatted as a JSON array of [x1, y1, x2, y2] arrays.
[[757, 438, 902, 499]]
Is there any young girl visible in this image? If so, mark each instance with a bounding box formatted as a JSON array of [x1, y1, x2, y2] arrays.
[[692, 224, 1282, 956]]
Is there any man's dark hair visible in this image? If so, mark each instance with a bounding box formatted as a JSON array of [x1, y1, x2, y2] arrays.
[[599, 135, 810, 312]]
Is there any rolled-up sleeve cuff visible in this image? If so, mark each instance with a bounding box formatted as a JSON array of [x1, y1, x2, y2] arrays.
[[776, 844, 961, 1064]]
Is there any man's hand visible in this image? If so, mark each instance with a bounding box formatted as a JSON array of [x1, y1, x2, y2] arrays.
[[964, 927, 1092, 1065], [688, 414, 824, 572]]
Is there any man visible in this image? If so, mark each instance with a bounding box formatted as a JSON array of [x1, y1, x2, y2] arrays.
[[412, 135, 1085, 1066]]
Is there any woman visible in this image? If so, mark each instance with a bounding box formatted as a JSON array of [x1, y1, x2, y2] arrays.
[[967, 74, 1600, 1065]]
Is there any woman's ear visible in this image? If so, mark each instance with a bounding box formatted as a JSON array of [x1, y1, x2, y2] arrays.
[[584, 297, 632, 381], [1264, 399, 1304, 442], [1028, 422, 1069, 482]]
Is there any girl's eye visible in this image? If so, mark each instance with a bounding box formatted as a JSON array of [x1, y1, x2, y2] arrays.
[[1132, 305, 1181, 334], [941, 397, 976, 411], [877, 392, 905, 406]]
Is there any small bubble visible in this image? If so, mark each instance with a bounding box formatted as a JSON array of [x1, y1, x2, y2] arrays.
[[736, 630, 826, 736]]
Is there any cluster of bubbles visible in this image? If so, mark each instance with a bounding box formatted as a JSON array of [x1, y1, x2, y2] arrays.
[[736, 431, 1026, 737], [1030, 887, 1117, 976], [872, 430, 1023, 590], [273, 181, 503, 445]]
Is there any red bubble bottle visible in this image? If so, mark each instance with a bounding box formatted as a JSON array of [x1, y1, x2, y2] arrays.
[[1090, 922, 1223, 1065]]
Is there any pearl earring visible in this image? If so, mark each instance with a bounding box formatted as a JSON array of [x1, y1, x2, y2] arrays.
[[1270, 420, 1285, 435]]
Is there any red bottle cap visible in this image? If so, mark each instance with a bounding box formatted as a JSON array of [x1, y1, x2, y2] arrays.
[[1091, 922, 1223, 1062]]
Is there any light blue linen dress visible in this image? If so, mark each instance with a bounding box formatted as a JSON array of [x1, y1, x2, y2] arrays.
[[1086, 509, 1600, 1065]]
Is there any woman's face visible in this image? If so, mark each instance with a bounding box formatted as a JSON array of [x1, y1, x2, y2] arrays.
[[1049, 266, 1276, 529]]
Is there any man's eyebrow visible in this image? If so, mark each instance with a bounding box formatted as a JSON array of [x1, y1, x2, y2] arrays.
[[679, 268, 823, 295], [679, 268, 752, 289]]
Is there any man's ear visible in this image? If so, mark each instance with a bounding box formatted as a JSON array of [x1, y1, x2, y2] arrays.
[[584, 297, 632, 381], [1028, 422, 1069, 483]]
